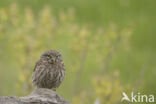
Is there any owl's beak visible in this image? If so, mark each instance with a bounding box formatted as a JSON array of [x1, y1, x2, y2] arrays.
[[52, 57, 56, 63]]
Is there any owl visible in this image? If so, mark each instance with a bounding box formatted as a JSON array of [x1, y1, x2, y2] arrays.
[[32, 50, 65, 90]]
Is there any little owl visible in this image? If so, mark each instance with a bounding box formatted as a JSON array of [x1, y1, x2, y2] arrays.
[[32, 50, 65, 90]]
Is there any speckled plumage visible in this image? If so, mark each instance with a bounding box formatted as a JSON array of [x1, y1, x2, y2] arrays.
[[32, 50, 65, 89]]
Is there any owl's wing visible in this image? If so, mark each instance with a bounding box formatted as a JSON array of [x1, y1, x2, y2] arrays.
[[33, 61, 40, 72]]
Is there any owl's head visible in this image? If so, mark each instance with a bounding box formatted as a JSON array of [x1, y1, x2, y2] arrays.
[[40, 50, 62, 64]]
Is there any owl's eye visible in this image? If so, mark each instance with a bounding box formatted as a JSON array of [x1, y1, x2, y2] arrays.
[[56, 54, 61, 58], [44, 54, 51, 59], [47, 56, 51, 58]]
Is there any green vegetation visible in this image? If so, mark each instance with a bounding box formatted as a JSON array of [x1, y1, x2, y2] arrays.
[[0, 0, 155, 104]]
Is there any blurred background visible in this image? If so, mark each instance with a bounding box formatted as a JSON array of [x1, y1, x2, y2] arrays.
[[0, 0, 155, 104]]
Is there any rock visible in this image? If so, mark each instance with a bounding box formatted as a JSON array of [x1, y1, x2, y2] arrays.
[[0, 88, 70, 104]]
